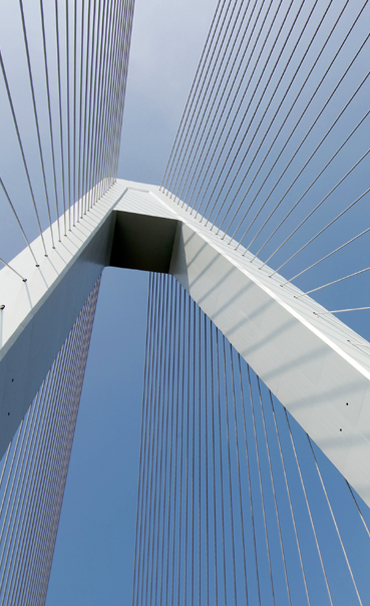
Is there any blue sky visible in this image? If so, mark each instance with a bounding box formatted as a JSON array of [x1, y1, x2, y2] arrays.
[[44, 1, 370, 603], [45, 1, 216, 603], [0, 0, 368, 603]]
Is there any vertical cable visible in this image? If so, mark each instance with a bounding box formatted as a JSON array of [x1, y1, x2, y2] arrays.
[[215, 329, 228, 606], [77, 0, 86, 211], [247, 366, 276, 606], [164, 0, 228, 198], [169, 280, 181, 606], [8, 329, 75, 605], [203, 314, 210, 606], [133, 274, 157, 606], [176, 288, 186, 606], [209, 322, 219, 606], [148, 274, 168, 606], [54, 0, 67, 235], [159, 276, 176, 606], [84, 0, 98, 210], [239, 358, 261, 606], [132, 274, 154, 606], [0, 52, 47, 254], [230, 346, 249, 605], [256, 378, 292, 606], [268, 392, 310, 605], [174, 0, 246, 205], [191, 298, 197, 606], [222, 336, 238, 606], [161, 0, 225, 190], [142, 273, 162, 606], [81, 0, 93, 214], [72, 0, 78, 218], [18, 0, 55, 248], [307, 436, 362, 605], [197, 303, 202, 606], [183, 289, 191, 606]]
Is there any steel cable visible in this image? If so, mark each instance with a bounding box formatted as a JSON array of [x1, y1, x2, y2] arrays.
[[160, 0, 225, 191], [276, 186, 370, 283], [218, 0, 334, 237], [0, 52, 47, 255], [184, 0, 261, 212], [165, 0, 232, 200], [225, 0, 368, 250], [193, 0, 283, 220], [247, 365, 276, 606], [39, 0, 61, 242], [257, 121, 370, 267], [284, 409, 332, 605], [239, 40, 370, 253], [268, 392, 310, 605], [209, 0, 318, 231], [175, 0, 247, 206], [307, 436, 362, 605]]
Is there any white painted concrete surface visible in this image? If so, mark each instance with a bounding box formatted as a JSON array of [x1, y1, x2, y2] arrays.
[[1, 179, 370, 505]]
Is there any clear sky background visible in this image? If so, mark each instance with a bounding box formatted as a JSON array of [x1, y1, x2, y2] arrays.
[[45, 1, 217, 604], [0, 0, 365, 602]]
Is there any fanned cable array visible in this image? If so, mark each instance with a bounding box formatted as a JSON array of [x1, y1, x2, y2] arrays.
[[161, 0, 370, 329], [0, 0, 134, 266], [0, 279, 99, 606], [0, 4, 135, 598], [133, 273, 370, 606], [2, 0, 370, 603]]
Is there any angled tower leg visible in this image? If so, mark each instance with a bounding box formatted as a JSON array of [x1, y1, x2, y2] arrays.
[[1, 179, 370, 507]]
